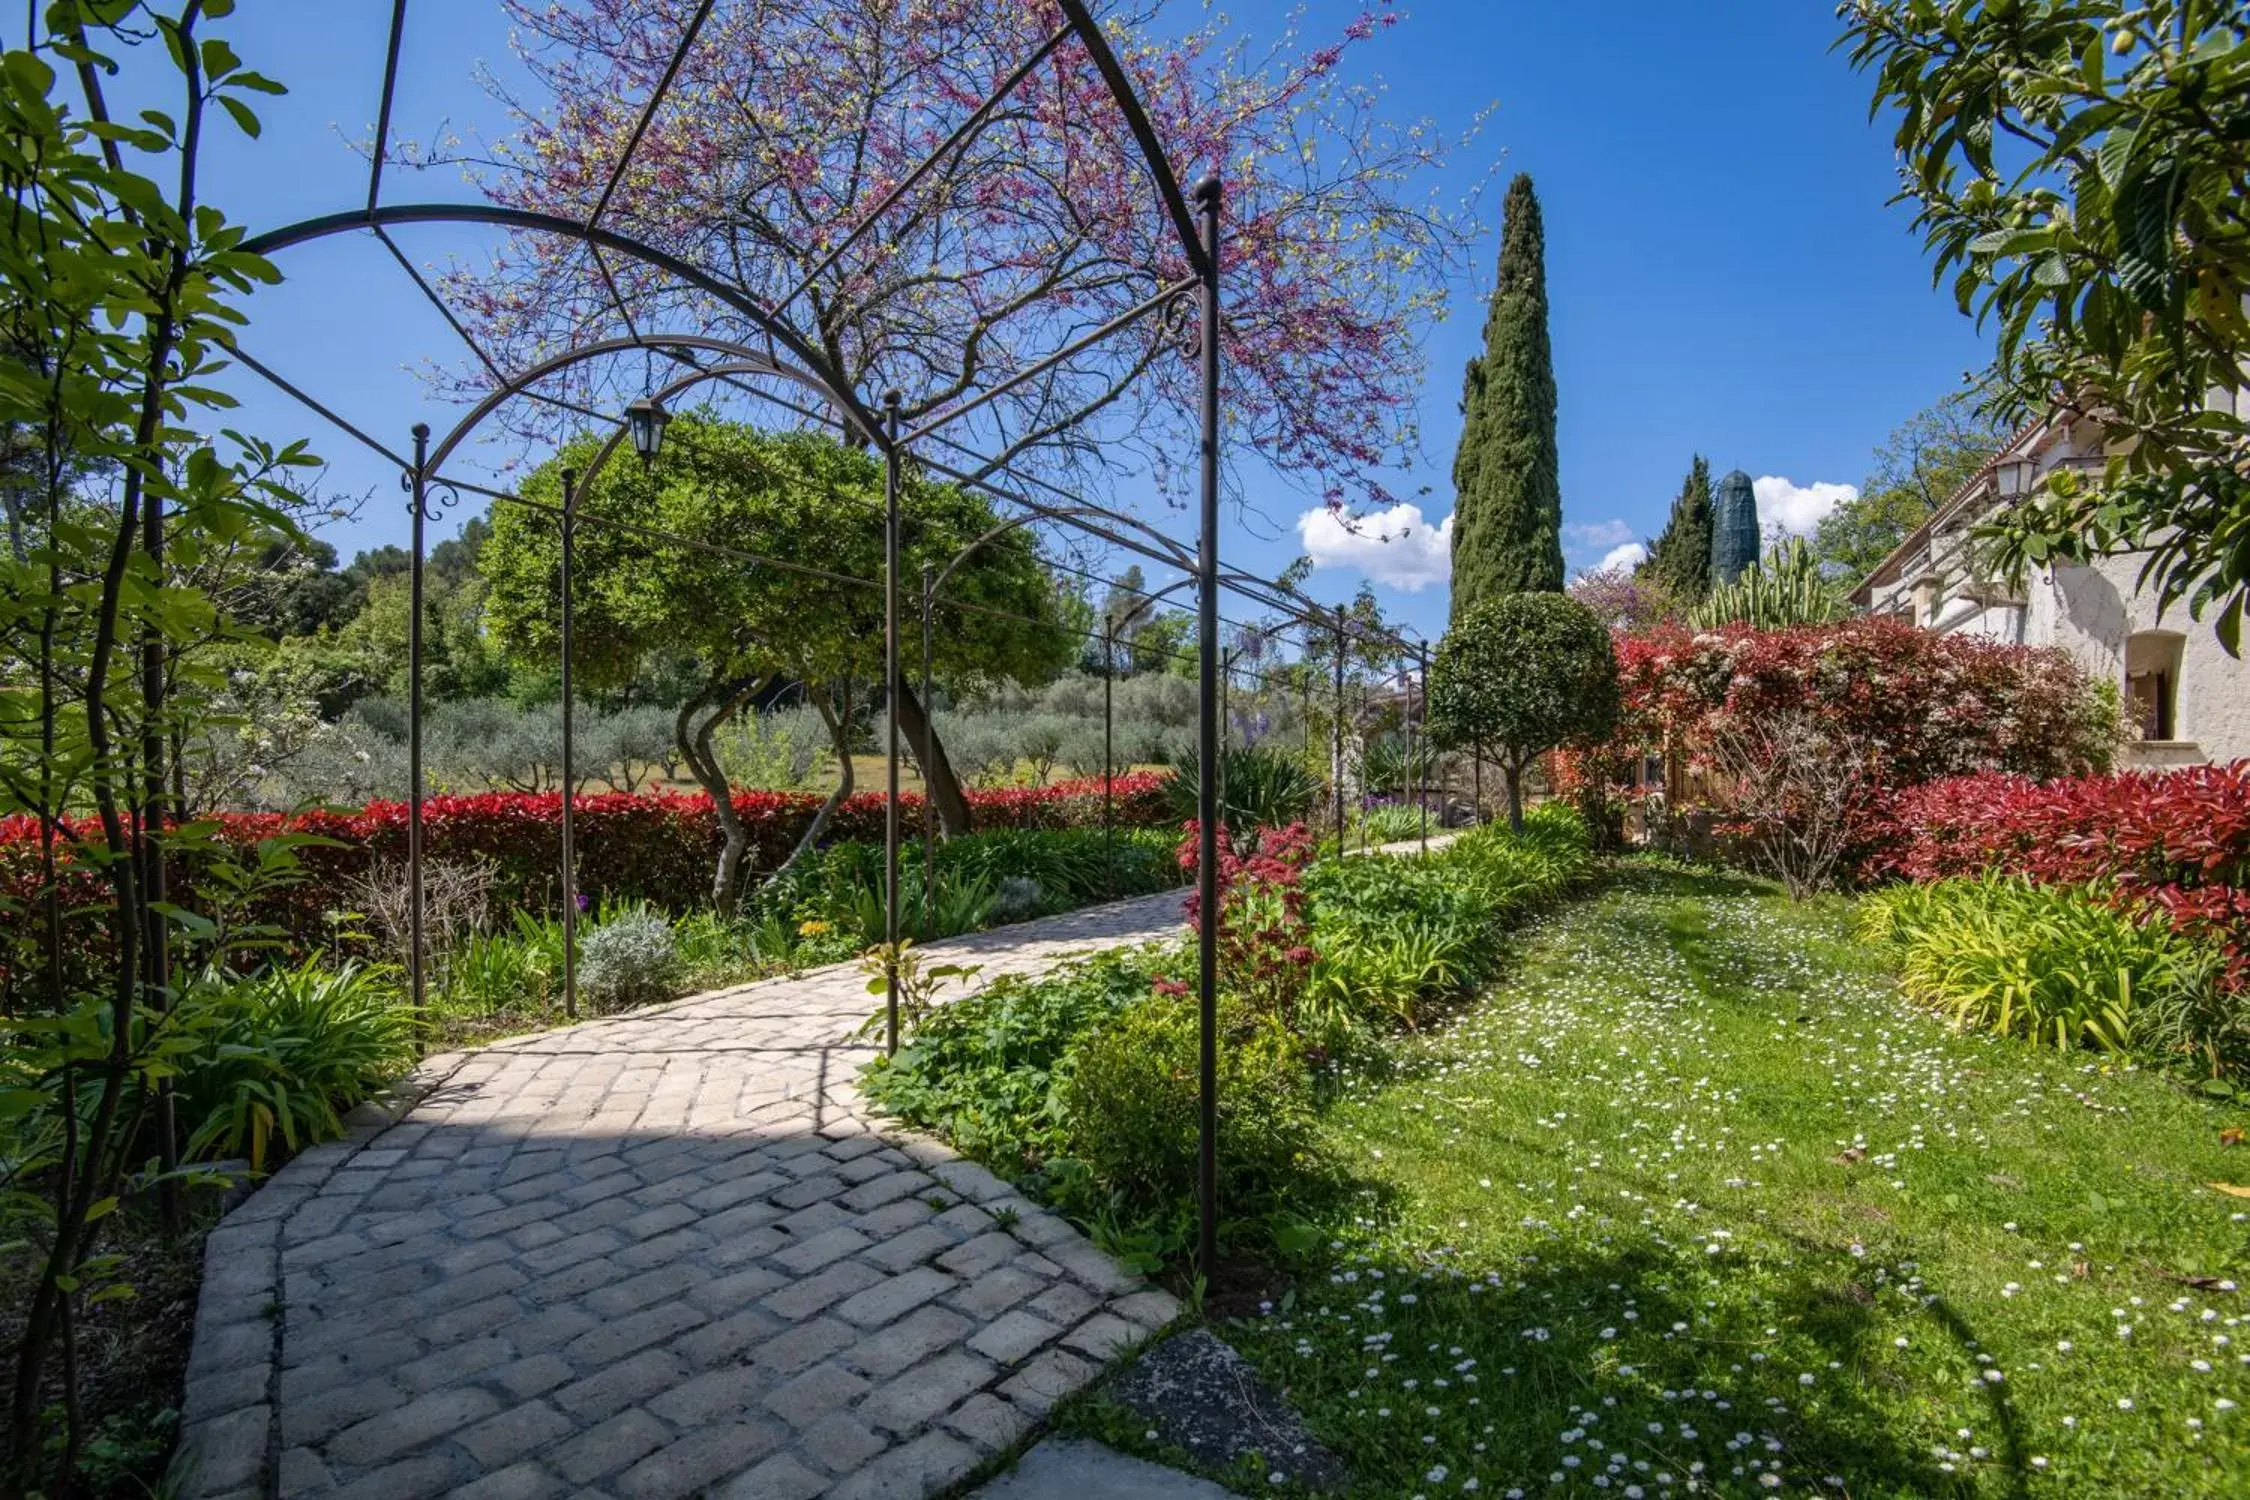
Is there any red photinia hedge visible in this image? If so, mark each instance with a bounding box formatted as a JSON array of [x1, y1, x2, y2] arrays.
[[0, 774, 1176, 989], [1874, 762, 2250, 982], [1551, 617, 2114, 856], [1608, 617, 2110, 785]]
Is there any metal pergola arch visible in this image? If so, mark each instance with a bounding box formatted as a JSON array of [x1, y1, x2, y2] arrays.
[[221, 0, 1244, 1272]]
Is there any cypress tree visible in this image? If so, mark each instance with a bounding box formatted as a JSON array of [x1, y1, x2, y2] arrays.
[[1710, 468, 1762, 585], [1641, 455, 1714, 600], [1450, 173, 1563, 624]]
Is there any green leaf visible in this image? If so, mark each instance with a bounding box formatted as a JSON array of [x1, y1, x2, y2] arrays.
[[199, 37, 241, 80], [216, 94, 260, 138], [2, 49, 57, 101]]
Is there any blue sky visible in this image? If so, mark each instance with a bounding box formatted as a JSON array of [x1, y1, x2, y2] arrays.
[[194, 1, 1991, 647]]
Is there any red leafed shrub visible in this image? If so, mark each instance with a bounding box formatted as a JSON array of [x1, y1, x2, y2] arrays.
[[1608, 617, 2112, 785], [1177, 820, 1318, 1022], [1554, 617, 2116, 875], [1875, 762, 2250, 982], [0, 774, 1177, 992]]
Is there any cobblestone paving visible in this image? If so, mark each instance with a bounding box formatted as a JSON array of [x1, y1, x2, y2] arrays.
[[177, 892, 1192, 1500]]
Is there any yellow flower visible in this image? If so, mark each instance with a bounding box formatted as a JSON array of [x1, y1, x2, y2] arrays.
[[798, 919, 832, 937]]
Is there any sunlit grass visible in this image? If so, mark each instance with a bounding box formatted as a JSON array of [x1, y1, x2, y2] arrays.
[[1223, 862, 2250, 1497]]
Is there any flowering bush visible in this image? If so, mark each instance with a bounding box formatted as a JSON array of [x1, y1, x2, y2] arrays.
[[1875, 762, 2250, 987], [1177, 820, 1319, 1023]]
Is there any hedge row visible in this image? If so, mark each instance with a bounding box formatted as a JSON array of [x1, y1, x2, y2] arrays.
[[1874, 761, 2250, 985], [0, 774, 1176, 991]]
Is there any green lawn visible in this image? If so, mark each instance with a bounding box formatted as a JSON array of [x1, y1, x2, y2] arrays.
[[1221, 862, 2250, 1497]]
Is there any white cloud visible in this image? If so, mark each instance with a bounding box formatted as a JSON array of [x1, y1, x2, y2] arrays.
[[1753, 475, 1860, 538], [1566, 518, 1636, 549], [1595, 541, 1648, 573], [1296, 502, 1453, 592]]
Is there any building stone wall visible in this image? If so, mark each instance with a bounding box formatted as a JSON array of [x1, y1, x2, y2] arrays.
[[1854, 414, 2250, 769]]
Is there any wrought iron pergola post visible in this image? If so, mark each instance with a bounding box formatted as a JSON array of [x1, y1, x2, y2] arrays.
[[1332, 604, 1347, 854], [883, 392, 904, 1057], [1401, 652, 1414, 849], [921, 561, 936, 930], [1193, 176, 1223, 1279], [1219, 645, 1233, 752], [140, 432, 179, 1226], [1102, 622, 1114, 899], [559, 467, 579, 1021], [407, 423, 430, 1048], [1418, 642, 1431, 853]]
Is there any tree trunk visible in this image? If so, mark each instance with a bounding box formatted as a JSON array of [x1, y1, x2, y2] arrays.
[[675, 677, 763, 911], [891, 680, 971, 835], [766, 682, 856, 883], [1504, 756, 1526, 833]]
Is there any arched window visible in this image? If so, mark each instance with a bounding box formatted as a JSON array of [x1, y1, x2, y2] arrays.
[[2125, 630, 2187, 741]]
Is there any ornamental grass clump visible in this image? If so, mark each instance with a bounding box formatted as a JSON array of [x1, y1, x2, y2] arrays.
[[1859, 874, 2226, 1064], [177, 961, 418, 1171]]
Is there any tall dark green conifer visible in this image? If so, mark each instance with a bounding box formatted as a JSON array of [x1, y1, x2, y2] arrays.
[[1449, 174, 1562, 625], [1641, 455, 1714, 600]]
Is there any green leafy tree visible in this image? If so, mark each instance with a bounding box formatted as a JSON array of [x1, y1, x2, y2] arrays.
[[1640, 455, 1714, 601], [1128, 611, 1196, 678], [1450, 174, 1564, 618], [1842, 1, 2250, 643], [1813, 390, 2013, 583], [481, 416, 1072, 908], [0, 7, 317, 1484], [1427, 593, 1619, 831]]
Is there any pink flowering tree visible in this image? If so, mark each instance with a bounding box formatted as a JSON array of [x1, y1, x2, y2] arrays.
[[449, 0, 1478, 501], [1567, 565, 1683, 633]]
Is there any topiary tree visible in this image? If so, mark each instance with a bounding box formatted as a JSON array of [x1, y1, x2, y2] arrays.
[[1427, 593, 1620, 831], [1640, 455, 1714, 602], [1710, 468, 1761, 586], [1450, 174, 1564, 619], [482, 416, 1074, 909]]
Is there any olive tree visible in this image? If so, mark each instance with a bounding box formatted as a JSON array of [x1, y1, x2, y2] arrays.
[[482, 416, 1073, 908], [1426, 593, 1620, 831]]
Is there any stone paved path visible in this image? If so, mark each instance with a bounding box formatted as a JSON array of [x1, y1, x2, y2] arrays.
[[177, 891, 1193, 1500]]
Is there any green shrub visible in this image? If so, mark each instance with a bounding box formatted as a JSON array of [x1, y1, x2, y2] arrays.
[[175, 961, 417, 1170], [1351, 802, 1429, 846], [859, 804, 1603, 1272], [862, 948, 1164, 1164], [442, 917, 557, 1015], [1164, 743, 1322, 831], [767, 826, 1185, 944], [578, 905, 681, 1010], [1443, 802, 1595, 914], [1057, 993, 1317, 1229], [1859, 874, 2226, 1061]]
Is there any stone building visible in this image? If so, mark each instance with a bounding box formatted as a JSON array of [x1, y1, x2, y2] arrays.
[[1851, 412, 2250, 767]]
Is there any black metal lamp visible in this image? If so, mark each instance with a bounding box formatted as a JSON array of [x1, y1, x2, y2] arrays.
[[625, 397, 670, 466]]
